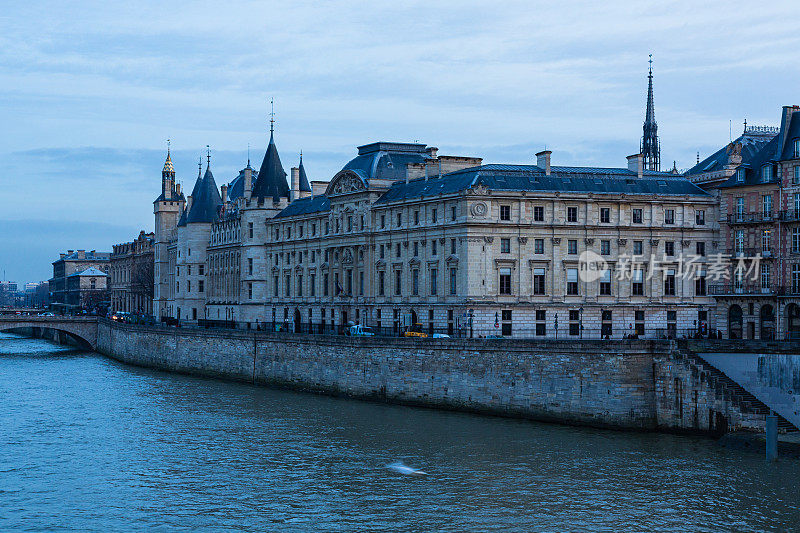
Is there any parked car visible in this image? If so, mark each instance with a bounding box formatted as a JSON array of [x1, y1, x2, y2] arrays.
[[431, 333, 450, 339], [348, 325, 375, 337], [402, 323, 429, 338]]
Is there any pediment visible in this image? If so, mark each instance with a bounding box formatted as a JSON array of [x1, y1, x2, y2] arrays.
[[326, 170, 368, 196]]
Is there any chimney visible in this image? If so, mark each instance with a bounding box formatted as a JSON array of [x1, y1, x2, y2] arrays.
[[627, 154, 643, 179], [536, 150, 551, 176], [290, 167, 300, 202], [426, 146, 439, 158], [186, 195, 193, 213], [221, 184, 228, 204], [244, 166, 252, 197], [175, 183, 181, 196]]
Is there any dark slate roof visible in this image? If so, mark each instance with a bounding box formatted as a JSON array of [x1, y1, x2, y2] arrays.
[[68, 267, 107, 277], [717, 135, 780, 189], [342, 142, 430, 182], [252, 132, 289, 202], [686, 131, 775, 175], [58, 251, 110, 262], [227, 166, 258, 201], [185, 166, 223, 224], [298, 155, 311, 192], [274, 195, 330, 218], [779, 109, 800, 160], [375, 164, 708, 204]]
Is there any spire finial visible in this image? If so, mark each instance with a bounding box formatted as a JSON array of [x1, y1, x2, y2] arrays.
[[198, 156, 202, 177], [167, 138, 171, 156], [743, 118, 748, 133], [206, 145, 211, 168], [269, 97, 275, 134], [247, 143, 251, 166], [648, 54, 653, 75]]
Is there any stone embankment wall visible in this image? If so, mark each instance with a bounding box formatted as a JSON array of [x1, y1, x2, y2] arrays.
[[95, 321, 759, 433]]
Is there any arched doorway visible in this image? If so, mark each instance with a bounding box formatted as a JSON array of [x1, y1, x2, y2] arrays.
[[760, 304, 775, 340], [786, 304, 800, 340], [728, 305, 742, 339], [294, 308, 302, 333]]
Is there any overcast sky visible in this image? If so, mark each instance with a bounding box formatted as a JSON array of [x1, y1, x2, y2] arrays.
[[1, 1, 798, 284]]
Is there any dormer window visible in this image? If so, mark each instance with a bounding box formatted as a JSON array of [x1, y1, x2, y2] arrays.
[[761, 165, 772, 182], [736, 167, 745, 182], [794, 139, 800, 158]]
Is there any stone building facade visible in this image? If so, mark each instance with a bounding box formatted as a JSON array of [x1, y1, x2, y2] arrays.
[[687, 106, 800, 339], [50, 250, 110, 312], [110, 230, 155, 316], [153, 134, 717, 338]]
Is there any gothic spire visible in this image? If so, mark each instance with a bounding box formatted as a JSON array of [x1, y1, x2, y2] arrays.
[[298, 151, 311, 193], [640, 54, 660, 171], [251, 98, 289, 202]]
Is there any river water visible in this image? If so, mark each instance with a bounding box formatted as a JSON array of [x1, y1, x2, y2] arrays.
[[1, 333, 799, 532]]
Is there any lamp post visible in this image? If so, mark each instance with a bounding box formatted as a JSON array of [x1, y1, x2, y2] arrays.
[[579, 306, 584, 339], [554, 313, 559, 340]]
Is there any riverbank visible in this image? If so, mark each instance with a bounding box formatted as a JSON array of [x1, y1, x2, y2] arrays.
[[92, 320, 772, 435]]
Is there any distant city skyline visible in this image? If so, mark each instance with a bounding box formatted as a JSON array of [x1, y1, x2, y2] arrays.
[[1, 1, 798, 283]]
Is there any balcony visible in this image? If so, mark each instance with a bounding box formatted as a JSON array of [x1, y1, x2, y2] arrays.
[[730, 247, 774, 259], [727, 211, 776, 224], [779, 210, 800, 222], [709, 284, 776, 296]]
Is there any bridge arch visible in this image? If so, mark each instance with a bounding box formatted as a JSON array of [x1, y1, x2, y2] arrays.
[[0, 318, 98, 351]]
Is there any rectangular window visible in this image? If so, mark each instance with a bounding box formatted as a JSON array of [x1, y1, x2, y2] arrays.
[[665, 241, 675, 257], [599, 269, 611, 295], [248, 257, 253, 275], [414, 210, 419, 225], [346, 270, 352, 295], [763, 195, 772, 217], [601, 310, 612, 337], [378, 271, 385, 296], [198, 280, 204, 293], [499, 268, 512, 295], [736, 230, 745, 254], [430, 268, 438, 296], [534, 239, 544, 254], [737, 168, 745, 182], [567, 268, 579, 295], [567, 206, 578, 222], [761, 263, 771, 290], [501, 238, 511, 253], [696, 242, 705, 257], [763, 229, 772, 253], [325, 221, 329, 235], [311, 223, 316, 236], [736, 197, 745, 220], [359, 271, 364, 295], [664, 269, 676, 296], [664, 209, 675, 224], [310, 274, 316, 296], [285, 275, 291, 297], [762, 165, 772, 182], [633, 241, 643, 255], [297, 275, 303, 297], [501, 309, 512, 336], [432, 208, 438, 223], [413, 241, 419, 257], [533, 268, 545, 295], [450, 238, 456, 255], [793, 264, 800, 293], [395, 270, 402, 296], [632, 269, 644, 296], [568, 240, 578, 255], [695, 210, 705, 225], [632, 208, 643, 224], [795, 140, 800, 158], [198, 265, 204, 275], [248, 222, 254, 238], [188, 265, 191, 275], [695, 270, 706, 296], [449, 267, 457, 295], [600, 207, 610, 223], [533, 206, 544, 222], [451, 206, 457, 221], [667, 310, 677, 338], [569, 310, 580, 336], [380, 214, 386, 229], [600, 240, 610, 256], [274, 276, 279, 296], [535, 310, 546, 336], [793, 228, 800, 254], [431, 240, 437, 256], [396, 212, 402, 227], [635, 310, 645, 336], [347, 216, 353, 232], [396, 243, 402, 258], [500, 205, 511, 221], [795, 192, 800, 214], [794, 167, 800, 185], [323, 273, 329, 296], [379, 244, 385, 259], [412, 269, 419, 296]]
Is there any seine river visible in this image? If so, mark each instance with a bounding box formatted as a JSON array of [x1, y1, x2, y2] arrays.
[[1, 332, 799, 532]]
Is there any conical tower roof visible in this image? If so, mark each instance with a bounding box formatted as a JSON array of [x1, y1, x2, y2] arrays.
[[186, 165, 222, 224], [162, 151, 175, 174], [252, 131, 289, 202], [298, 153, 311, 192]]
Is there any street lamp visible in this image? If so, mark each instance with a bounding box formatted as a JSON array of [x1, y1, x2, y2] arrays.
[[554, 313, 559, 340], [579, 306, 584, 339]]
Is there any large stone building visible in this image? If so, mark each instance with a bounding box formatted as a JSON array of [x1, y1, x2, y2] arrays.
[[686, 105, 800, 339], [50, 250, 110, 312], [110, 230, 155, 316], [153, 137, 716, 337]]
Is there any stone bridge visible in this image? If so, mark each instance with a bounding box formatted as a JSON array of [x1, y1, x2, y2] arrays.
[[0, 316, 99, 349]]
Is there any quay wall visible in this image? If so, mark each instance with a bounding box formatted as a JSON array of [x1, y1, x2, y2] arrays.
[[95, 320, 757, 433]]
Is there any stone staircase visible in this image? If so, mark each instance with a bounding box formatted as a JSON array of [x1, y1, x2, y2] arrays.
[[678, 351, 799, 433]]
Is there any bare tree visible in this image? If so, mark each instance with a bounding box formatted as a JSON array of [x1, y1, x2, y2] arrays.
[[130, 254, 154, 311]]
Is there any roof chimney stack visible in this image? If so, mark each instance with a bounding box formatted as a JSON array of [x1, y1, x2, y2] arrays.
[[536, 150, 551, 176], [221, 184, 228, 204], [627, 154, 643, 179], [290, 167, 300, 202]]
